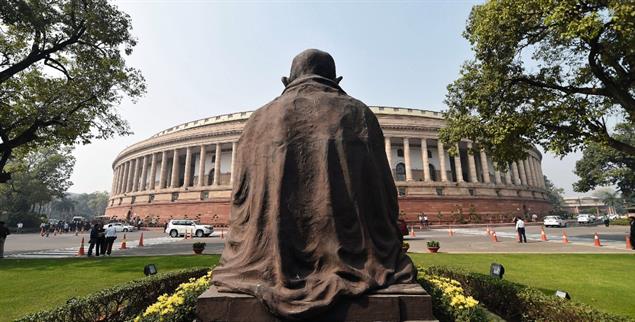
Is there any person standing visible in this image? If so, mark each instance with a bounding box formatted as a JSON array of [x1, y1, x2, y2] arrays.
[[17, 222, 23, 234], [0, 221, 10, 258], [87, 224, 99, 257], [629, 215, 635, 251], [104, 224, 117, 256], [515, 216, 527, 243], [98, 224, 107, 256]]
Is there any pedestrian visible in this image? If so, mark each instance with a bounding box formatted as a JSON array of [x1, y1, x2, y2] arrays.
[[629, 215, 635, 251], [87, 224, 99, 257], [17, 222, 23, 234], [0, 221, 10, 259], [98, 224, 107, 256], [515, 216, 527, 243], [44, 222, 50, 237], [64, 222, 69, 233], [137, 219, 142, 231], [104, 224, 117, 256], [423, 215, 429, 229]]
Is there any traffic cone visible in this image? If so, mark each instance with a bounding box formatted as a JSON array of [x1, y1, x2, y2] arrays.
[[626, 236, 632, 250], [138, 232, 144, 247], [594, 232, 601, 247], [120, 234, 128, 249], [491, 231, 499, 242], [540, 228, 548, 241], [410, 226, 416, 237], [562, 230, 569, 244], [77, 237, 85, 256], [220, 228, 224, 239]]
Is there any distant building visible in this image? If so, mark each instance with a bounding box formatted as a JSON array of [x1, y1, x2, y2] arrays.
[[105, 107, 552, 225], [562, 196, 607, 215]]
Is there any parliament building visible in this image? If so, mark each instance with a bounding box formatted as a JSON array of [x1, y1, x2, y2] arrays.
[[105, 107, 552, 225]]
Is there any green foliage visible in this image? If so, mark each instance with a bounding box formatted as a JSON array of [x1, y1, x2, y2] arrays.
[[543, 175, 566, 215], [417, 270, 488, 322], [610, 217, 631, 225], [426, 266, 633, 322], [0, 146, 74, 226], [67, 191, 110, 218], [575, 123, 635, 198], [14, 268, 209, 322], [0, 0, 145, 182], [441, 0, 635, 167], [192, 242, 206, 249], [427, 240, 440, 248]]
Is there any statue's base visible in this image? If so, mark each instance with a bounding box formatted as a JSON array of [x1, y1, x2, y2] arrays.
[[196, 284, 437, 322]]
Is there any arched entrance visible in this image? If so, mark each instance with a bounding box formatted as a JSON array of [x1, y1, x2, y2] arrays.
[[395, 162, 406, 181]]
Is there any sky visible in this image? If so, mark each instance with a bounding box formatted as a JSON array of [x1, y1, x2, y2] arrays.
[[68, 0, 584, 196]]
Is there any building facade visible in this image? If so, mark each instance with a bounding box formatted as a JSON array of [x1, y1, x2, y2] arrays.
[[106, 107, 552, 225]]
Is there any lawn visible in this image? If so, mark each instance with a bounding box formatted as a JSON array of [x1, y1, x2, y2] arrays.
[[410, 253, 635, 318], [1, 254, 633, 321], [0, 255, 218, 322]]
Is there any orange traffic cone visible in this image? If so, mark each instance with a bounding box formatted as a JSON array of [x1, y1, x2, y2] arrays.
[[77, 237, 85, 256], [410, 226, 416, 237], [120, 234, 128, 249], [220, 228, 224, 239], [562, 230, 569, 244], [491, 231, 499, 242], [626, 236, 632, 250], [594, 232, 601, 247], [138, 232, 144, 247], [540, 228, 548, 241]]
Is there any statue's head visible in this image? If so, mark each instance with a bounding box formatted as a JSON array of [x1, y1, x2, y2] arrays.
[[282, 49, 342, 86]]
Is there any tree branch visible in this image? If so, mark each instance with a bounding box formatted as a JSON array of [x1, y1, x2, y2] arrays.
[[510, 76, 609, 96]]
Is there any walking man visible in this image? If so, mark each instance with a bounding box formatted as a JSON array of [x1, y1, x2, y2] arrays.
[[87, 224, 99, 257], [0, 221, 10, 258], [105, 224, 117, 256], [515, 216, 527, 243], [629, 215, 635, 250]]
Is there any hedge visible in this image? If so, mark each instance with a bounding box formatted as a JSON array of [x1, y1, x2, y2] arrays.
[[15, 267, 209, 322], [426, 266, 633, 322]]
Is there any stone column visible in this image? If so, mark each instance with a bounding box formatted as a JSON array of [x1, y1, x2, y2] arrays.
[[120, 163, 128, 193], [454, 144, 464, 183], [110, 168, 117, 195], [511, 162, 521, 185], [504, 164, 513, 185], [183, 147, 192, 187], [158, 151, 168, 189], [140, 155, 148, 191], [132, 158, 140, 192], [198, 145, 207, 187], [533, 158, 542, 188], [421, 138, 430, 182], [528, 158, 537, 187], [384, 137, 392, 174], [170, 149, 180, 188], [437, 141, 448, 182], [492, 161, 502, 184], [518, 159, 527, 185], [230, 141, 237, 185], [149, 153, 157, 190], [403, 138, 412, 181], [480, 150, 491, 184], [213, 143, 222, 186], [537, 159, 546, 188], [467, 143, 478, 183]]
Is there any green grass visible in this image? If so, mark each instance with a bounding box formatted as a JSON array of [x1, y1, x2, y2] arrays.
[[0, 255, 218, 322], [410, 253, 635, 318], [1, 254, 633, 321]]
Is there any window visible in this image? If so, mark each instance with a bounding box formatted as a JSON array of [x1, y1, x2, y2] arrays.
[[201, 191, 209, 200], [395, 163, 406, 181], [148, 194, 155, 203], [495, 189, 501, 197], [171, 192, 179, 202], [398, 187, 406, 196], [378, 107, 384, 111], [118, 198, 122, 205], [131, 196, 136, 204], [397, 149, 404, 157], [468, 189, 475, 196], [427, 150, 433, 159], [436, 188, 443, 196]]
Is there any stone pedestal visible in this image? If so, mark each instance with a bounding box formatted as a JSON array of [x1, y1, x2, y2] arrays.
[[197, 284, 437, 322]]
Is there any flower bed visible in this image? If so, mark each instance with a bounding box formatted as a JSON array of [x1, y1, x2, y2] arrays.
[[15, 268, 209, 322], [417, 268, 488, 322], [426, 266, 633, 322]]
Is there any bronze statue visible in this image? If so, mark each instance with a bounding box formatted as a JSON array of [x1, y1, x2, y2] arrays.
[[212, 49, 416, 320]]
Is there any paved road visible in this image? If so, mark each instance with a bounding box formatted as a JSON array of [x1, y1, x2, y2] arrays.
[[2, 224, 633, 258]]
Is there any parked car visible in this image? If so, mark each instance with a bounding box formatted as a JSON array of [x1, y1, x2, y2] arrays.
[[543, 216, 567, 228], [577, 214, 593, 224], [104, 222, 135, 232], [165, 219, 213, 238]]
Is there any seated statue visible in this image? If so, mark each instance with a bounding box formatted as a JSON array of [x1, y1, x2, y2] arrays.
[[211, 49, 416, 320]]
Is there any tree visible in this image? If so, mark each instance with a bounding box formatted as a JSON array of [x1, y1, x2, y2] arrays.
[[574, 122, 635, 198], [0, 0, 145, 183], [544, 176, 566, 215], [591, 187, 624, 215], [0, 145, 75, 226], [440, 1, 635, 165], [69, 191, 109, 218]]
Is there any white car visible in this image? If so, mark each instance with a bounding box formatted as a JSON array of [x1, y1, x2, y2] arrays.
[[543, 216, 566, 228], [577, 214, 593, 224], [104, 222, 135, 232], [165, 219, 213, 238]]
